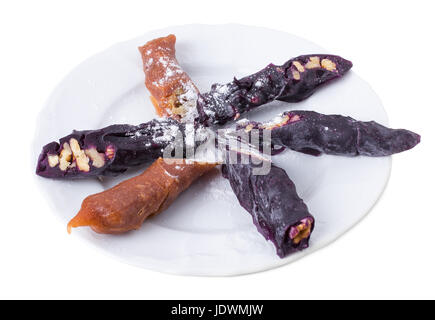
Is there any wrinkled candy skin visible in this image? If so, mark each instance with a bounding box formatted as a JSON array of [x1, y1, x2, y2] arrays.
[[240, 110, 421, 157], [222, 161, 314, 258], [138, 34, 199, 119], [68, 158, 216, 234], [36, 118, 195, 179], [196, 54, 353, 125]]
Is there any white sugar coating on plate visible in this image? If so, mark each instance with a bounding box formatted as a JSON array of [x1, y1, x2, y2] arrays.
[[32, 24, 391, 276]]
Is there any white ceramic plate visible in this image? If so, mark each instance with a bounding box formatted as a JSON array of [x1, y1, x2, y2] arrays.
[[33, 24, 391, 276]]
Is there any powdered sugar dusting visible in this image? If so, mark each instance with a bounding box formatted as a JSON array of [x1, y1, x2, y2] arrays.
[[179, 81, 199, 123]]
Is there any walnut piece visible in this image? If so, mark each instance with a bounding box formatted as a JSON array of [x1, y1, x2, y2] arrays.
[[85, 148, 106, 168], [171, 104, 186, 115], [59, 142, 72, 171], [47, 155, 59, 168], [290, 218, 313, 244], [292, 61, 305, 72], [69, 138, 90, 172], [262, 115, 290, 130], [244, 124, 254, 132], [321, 58, 337, 71], [292, 70, 301, 80], [305, 56, 321, 69]]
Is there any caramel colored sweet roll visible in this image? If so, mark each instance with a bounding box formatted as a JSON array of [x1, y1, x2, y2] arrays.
[[68, 158, 216, 234], [139, 34, 198, 120]]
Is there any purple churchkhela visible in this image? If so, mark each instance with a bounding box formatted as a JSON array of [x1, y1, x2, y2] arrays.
[[36, 53, 353, 180], [36, 118, 194, 179], [238, 110, 421, 157], [222, 160, 314, 258], [196, 54, 353, 126]]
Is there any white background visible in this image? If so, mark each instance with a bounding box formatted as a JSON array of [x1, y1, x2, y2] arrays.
[[0, 0, 433, 299]]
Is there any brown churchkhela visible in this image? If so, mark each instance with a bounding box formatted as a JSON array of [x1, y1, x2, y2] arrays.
[[69, 36, 214, 234], [68, 158, 216, 234], [138, 34, 198, 118]]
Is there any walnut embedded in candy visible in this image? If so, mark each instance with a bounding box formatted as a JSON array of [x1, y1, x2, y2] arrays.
[[69, 138, 90, 172], [305, 56, 321, 69], [292, 61, 305, 72], [59, 142, 72, 171], [197, 54, 353, 126], [292, 70, 301, 80], [47, 155, 59, 168], [321, 58, 337, 71], [85, 148, 106, 168]]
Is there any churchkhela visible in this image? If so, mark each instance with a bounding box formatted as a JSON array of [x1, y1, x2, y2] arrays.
[[238, 110, 421, 157], [36, 52, 354, 179], [34, 32, 422, 260], [67, 37, 215, 233], [139, 37, 315, 258], [139, 34, 199, 120], [196, 54, 353, 126], [222, 157, 314, 258], [67, 158, 216, 234], [36, 118, 202, 179]]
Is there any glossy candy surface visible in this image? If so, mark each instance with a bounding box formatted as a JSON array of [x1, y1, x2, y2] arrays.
[[239, 110, 421, 157], [196, 54, 353, 125], [139, 34, 199, 119], [36, 118, 191, 179], [68, 158, 216, 234], [222, 160, 314, 258]]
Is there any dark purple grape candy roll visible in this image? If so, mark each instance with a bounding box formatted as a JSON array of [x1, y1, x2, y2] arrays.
[[36, 118, 190, 179], [222, 161, 314, 258], [197, 54, 352, 125], [239, 110, 420, 157]]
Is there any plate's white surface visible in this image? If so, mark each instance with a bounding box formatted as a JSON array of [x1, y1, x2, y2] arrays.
[[33, 24, 391, 276]]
